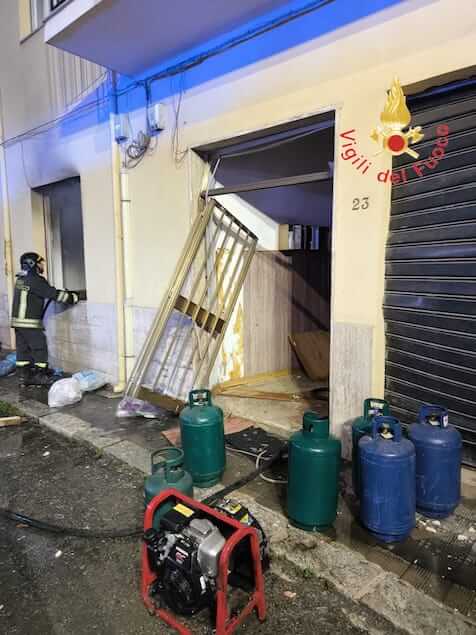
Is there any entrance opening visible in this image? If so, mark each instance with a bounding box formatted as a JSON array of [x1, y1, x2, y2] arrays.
[[195, 112, 335, 434], [32, 176, 87, 297]]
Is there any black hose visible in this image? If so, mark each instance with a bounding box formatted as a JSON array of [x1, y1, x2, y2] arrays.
[[0, 508, 142, 539], [0, 444, 287, 538], [201, 444, 287, 506]]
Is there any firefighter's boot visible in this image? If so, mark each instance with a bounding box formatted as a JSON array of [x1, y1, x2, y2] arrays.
[[29, 366, 58, 387], [17, 363, 33, 388]]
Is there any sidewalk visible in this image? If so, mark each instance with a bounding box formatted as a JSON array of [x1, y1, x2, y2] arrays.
[[0, 373, 174, 472], [1, 372, 475, 634]]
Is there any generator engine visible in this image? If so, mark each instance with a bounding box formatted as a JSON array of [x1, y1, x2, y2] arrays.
[[143, 499, 267, 616]]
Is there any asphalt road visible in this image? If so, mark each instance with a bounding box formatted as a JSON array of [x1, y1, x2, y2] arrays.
[[0, 422, 397, 634]]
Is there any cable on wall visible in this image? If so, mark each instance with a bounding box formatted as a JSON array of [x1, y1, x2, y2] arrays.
[[144, 0, 336, 89], [1, 0, 337, 153]]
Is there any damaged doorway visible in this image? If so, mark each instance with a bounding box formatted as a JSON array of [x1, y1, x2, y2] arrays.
[[196, 112, 335, 433], [33, 177, 87, 297]]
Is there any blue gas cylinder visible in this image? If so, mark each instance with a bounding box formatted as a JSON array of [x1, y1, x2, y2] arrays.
[[409, 405, 462, 519], [359, 416, 415, 543]]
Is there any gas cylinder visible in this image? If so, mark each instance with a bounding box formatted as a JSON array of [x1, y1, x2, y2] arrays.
[[144, 447, 193, 528], [179, 389, 226, 487], [409, 405, 462, 518], [352, 398, 390, 496], [287, 412, 341, 531], [359, 416, 415, 543]]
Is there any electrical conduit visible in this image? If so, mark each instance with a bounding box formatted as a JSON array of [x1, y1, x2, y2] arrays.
[[110, 70, 136, 393], [110, 113, 127, 393]]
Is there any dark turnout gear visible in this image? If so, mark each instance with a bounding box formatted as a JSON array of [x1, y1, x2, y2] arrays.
[[11, 270, 79, 330], [12, 263, 79, 385], [16, 329, 48, 365], [15, 327, 52, 387]]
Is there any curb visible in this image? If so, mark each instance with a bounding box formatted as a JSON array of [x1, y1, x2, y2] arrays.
[[6, 393, 476, 635], [0, 389, 152, 470], [237, 495, 476, 635]]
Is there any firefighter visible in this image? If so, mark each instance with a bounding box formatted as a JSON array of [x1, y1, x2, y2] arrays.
[[11, 252, 79, 387]]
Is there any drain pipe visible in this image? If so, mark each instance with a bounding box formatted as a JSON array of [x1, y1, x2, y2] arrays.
[[0, 90, 15, 349], [110, 72, 127, 393], [119, 166, 135, 380]]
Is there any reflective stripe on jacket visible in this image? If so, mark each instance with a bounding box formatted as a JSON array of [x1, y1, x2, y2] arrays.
[[11, 271, 77, 329]]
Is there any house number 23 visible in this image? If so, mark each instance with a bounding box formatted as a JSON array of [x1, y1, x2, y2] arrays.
[[352, 197, 370, 211]]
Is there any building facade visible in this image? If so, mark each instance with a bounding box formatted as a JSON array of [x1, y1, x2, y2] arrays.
[[0, 0, 475, 454]]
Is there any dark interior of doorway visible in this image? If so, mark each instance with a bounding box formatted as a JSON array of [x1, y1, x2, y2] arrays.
[[195, 111, 335, 432], [34, 177, 87, 298]]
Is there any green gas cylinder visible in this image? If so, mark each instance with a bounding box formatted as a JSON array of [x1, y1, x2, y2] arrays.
[[352, 398, 390, 497], [144, 447, 193, 528], [180, 389, 226, 487], [287, 412, 341, 531]]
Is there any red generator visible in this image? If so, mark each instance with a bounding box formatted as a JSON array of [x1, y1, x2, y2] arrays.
[[141, 489, 267, 635]]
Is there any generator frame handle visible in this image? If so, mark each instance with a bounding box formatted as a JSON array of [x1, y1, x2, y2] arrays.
[[141, 488, 266, 635]]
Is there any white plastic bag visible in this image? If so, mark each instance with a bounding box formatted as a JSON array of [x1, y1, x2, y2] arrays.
[[72, 369, 107, 393], [48, 378, 82, 408]]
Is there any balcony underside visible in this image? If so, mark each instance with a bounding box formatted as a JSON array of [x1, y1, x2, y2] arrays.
[[45, 0, 294, 77]]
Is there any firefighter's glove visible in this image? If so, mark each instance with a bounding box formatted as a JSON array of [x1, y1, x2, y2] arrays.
[[56, 290, 79, 305]]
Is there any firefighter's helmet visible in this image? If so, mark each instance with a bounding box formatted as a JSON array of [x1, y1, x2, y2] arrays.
[[20, 252, 44, 272]]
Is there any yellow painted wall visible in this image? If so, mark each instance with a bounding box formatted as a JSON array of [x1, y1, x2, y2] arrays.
[[0, 2, 115, 305], [0, 0, 475, 423], [0, 0, 118, 377], [125, 0, 476, 431]]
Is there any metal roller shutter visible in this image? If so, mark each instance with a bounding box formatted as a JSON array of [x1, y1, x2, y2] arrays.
[[384, 80, 476, 466]]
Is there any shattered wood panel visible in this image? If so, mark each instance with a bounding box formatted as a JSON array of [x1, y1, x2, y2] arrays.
[[243, 251, 292, 376], [243, 249, 331, 377]]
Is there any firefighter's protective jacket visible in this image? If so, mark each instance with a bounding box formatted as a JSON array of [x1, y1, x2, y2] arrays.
[[11, 271, 78, 329]]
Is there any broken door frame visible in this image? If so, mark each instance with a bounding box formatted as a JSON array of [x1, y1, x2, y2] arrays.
[[125, 198, 258, 413]]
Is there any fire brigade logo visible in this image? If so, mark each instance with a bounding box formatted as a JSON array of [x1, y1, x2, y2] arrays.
[[370, 77, 424, 158]]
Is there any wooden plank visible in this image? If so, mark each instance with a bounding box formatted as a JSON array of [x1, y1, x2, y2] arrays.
[[0, 416, 24, 428], [288, 330, 330, 381], [138, 387, 185, 415], [216, 387, 313, 402], [213, 369, 291, 392], [174, 295, 224, 335]]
